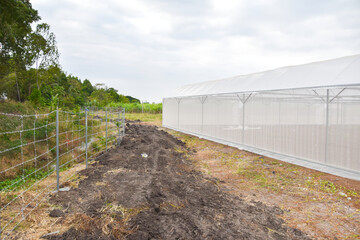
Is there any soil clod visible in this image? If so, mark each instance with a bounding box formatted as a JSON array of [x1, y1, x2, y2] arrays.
[[49, 209, 64, 218]]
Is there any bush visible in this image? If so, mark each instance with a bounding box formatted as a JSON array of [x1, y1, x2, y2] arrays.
[[29, 88, 42, 105]]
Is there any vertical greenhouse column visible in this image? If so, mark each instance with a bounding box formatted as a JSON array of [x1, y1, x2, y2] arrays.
[[105, 109, 108, 151], [85, 109, 88, 168], [176, 98, 181, 129], [200, 96, 207, 134], [237, 93, 252, 145], [242, 95, 245, 144], [56, 108, 60, 191], [325, 89, 329, 163], [324, 88, 345, 165]]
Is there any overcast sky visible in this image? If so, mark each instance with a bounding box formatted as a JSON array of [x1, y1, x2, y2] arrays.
[[31, 0, 360, 102]]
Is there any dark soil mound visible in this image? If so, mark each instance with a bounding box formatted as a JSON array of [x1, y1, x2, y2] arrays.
[[45, 123, 309, 240]]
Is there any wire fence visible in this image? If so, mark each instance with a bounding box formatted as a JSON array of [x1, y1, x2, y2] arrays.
[[0, 107, 125, 239]]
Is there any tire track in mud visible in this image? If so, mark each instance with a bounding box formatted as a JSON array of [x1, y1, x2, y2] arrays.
[[45, 122, 310, 240]]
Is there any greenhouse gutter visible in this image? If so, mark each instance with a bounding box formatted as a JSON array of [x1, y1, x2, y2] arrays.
[[163, 83, 360, 100], [164, 125, 360, 181]]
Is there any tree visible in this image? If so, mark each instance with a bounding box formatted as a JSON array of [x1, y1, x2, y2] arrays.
[[29, 88, 41, 105], [107, 88, 120, 102], [30, 23, 59, 89], [126, 95, 140, 103], [0, 0, 41, 101], [0, 0, 139, 109], [0, 0, 60, 101], [49, 85, 64, 110], [89, 88, 111, 107], [119, 94, 130, 103], [0, 0, 40, 78], [82, 79, 94, 97]]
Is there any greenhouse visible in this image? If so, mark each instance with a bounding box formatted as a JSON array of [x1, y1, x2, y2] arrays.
[[163, 55, 360, 180]]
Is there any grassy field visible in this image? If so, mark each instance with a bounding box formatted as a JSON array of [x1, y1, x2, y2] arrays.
[[109, 102, 162, 113], [125, 113, 162, 126]]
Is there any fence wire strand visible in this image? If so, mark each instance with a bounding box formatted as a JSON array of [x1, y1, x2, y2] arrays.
[[0, 108, 125, 239]]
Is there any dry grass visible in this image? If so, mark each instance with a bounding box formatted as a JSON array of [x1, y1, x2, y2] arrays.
[[1, 156, 149, 239], [169, 130, 360, 240], [66, 212, 137, 239], [95, 182, 107, 186], [100, 203, 149, 223], [160, 201, 185, 210], [0, 163, 86, 239], [105, 167, 129, 175]]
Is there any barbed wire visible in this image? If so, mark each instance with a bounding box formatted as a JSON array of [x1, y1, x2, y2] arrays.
[[0, 122, 56, 136], [0, 110, 56, 118]]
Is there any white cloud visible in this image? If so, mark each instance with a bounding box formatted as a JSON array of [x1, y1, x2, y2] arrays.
[[31, 0, 360, 102]]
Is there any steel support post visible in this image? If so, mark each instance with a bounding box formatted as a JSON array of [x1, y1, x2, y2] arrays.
[[325, 89, 330, 163], [200, 96, 207, 134], [105, 109, 108, 151], [201, 102, 204, 134], [177, 98, 181, 129], [85, 109, 88, 168], [242, 94, 246, 144], [56, 109, 60, 190], [118, 111, 121, 145], [122, 108, 125, 136]]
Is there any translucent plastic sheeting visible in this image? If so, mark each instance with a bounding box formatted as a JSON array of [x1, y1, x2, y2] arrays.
[[163, 86, 360, 179], [168, 54, 360, 98]]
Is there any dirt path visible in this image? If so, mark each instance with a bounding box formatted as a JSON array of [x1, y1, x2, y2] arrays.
[[45, 122, 309, 239]]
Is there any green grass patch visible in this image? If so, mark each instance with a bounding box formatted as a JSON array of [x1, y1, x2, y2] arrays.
[[126, 113, 162, 125], [0, 167, 53, 191], [108, 102, 162, 113]]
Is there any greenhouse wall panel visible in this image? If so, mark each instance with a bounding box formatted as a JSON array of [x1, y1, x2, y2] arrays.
[[163, 55, 360, 180]]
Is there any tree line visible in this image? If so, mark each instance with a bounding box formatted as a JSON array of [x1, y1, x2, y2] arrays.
[[0, 0, 140, 110]]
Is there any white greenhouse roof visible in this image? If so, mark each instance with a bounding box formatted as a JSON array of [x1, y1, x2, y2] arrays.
[[169, 54, 360, 98]]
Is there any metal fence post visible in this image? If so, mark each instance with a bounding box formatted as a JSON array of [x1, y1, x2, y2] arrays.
[[122, 108, 125, 136], [118, 111, 121, 145], [105, 109, 108, 151], [85, 109, 88, 168], [56, 108, 60, 191]]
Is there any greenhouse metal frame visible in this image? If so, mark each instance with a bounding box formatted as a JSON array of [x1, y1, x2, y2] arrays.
[[163, 55, 360, 180]]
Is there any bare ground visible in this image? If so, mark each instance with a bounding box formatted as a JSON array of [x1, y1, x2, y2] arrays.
[[30, 122, 311, 239]]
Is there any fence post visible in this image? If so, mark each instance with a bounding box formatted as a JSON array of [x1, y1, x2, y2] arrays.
[[56, 108, 60, 191], [85, 109, 88, 168], [105, 109, 108, 151], [118, 111, 121, 145], [122, 108, 125, 136]]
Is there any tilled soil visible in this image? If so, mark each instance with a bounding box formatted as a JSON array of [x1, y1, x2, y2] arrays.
[[46, 122, 310, 240]]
